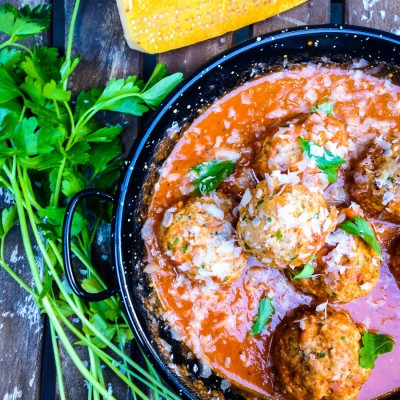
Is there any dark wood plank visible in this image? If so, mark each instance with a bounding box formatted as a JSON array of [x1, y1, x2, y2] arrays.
[[344, 0, 399, 31], [65, 0, 143, 153], [0, 226, 45, 400], [252, 0, 330, 36], [0, 0, 50, 398], [158, 33, 234, 76]]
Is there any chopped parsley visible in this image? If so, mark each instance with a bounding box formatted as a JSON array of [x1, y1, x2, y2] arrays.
[[167, 238, 179, 250], [311, 100, 334, 115], [316, 352, 327, 359], [340, 217, 382, 258], [298, 137, 346, 183], [250, 297, 275, 336], [182, 243, 189, 253], [359, 332, 395, 369], [277, 229, 283, 240], [293, 255, 316, 279], [190, 159, 236, 195]]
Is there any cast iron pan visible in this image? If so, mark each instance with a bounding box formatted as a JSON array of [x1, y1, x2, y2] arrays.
[[63, 24, 400, 400]]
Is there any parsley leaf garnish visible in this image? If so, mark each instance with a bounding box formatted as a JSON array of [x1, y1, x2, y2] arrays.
[[190, 160, 236, 195], [293, 255, 316, 279], [311, 100, 334, 115], [340, 217, 382, 258], [298, 137, 346, 183], [250, 297, 275, 335], [0, 3, 51, 42], [359, 332, 395, 369]]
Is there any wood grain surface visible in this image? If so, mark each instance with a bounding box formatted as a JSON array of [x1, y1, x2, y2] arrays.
[[252, 0, 330, 35], [344, 0, 400, 31]]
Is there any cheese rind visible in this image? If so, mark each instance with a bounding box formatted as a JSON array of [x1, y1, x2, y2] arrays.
[[116, 0, 308, 54]]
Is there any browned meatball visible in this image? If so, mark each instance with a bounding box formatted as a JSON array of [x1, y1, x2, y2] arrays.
[[236, 180, 338, 269], [160, 192, 247, 284], [219, 166, 258, 199], [255, 112, 349, 180], [292, 228, 381, 303], [352, 134, 400, 223], [272, 308, 371, 400]]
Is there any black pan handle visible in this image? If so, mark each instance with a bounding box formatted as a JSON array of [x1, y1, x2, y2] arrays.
[[63, 189, 118, 302]]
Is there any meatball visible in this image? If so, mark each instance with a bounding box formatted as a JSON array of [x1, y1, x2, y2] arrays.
[[255, 112, 349, 180], [160, 192, 247, 284], [236, 181, 338, 269], [272, 308, 370, 400], [292, 228, 381, 303], [352, 134, 400, 223], [219, 166, 258, 199]]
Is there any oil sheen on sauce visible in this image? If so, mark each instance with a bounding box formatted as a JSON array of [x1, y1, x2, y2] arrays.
[[142, 63, 400, 399]]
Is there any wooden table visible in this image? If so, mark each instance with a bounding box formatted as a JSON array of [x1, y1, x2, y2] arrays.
[[1, 0, 400, 399]]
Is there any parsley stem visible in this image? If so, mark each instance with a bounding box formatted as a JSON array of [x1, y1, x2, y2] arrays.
[[0, 41, 33, 56], [63, 100, 75, 132], [64, 0, 81, 90], [53, 99, 61, 119], [25, 209, 172, 398], [50, 321, 67, 400], [71, 92, 142, 149], [19, 105, 26, 122], [14, 171, 116, 399], [52, 305, 179, 400], [22, 168, 43, 212], [0, 176, 12, 192], [51, 158, 67, 207], [5, 166, 43, 290], [75, 299, 102, 400], [0, 259, 36, 297]]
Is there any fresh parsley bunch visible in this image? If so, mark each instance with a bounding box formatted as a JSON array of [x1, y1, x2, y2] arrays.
[[0, 2, 182, 399]]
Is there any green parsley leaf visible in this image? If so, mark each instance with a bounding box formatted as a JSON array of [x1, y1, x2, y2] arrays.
[[293, 255, 316, 279], [0, 99, 22, 139], [0, 206, 18, 238], [311, 100, 334, 115], [340, 217, 382, 258], [190, 159, 236, 195], [21, 46, 63, 83], [0, 48, 22, 71], [85, 126, 122, 143], [60, 55, 81, 84], [74, 88, 103, 122], [88, 142, 122, 178], [0, 3, 51, 41], [141, 62, 168, 92], [0, 67, 21, 103], [61, 168, 85, 198], [66, 142, 91, 165], [359, 332, 395, 369], [250, 297, 275, 336], [140, 72, 183, 108], [43, 79, 71, 102], [299, 137, 346, 183], [39, 206, 85, 237]]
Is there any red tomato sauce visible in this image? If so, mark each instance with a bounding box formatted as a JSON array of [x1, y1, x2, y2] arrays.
[[142, 63, 400, 399]]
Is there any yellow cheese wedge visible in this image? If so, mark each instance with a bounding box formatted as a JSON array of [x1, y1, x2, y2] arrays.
[[116, 0, 308, 54]]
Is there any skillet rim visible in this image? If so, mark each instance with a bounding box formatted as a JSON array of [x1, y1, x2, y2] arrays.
[[112, 23, 400, 400]]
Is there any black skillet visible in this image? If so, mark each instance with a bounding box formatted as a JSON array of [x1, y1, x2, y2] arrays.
[[63, 24, 400, 400]]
